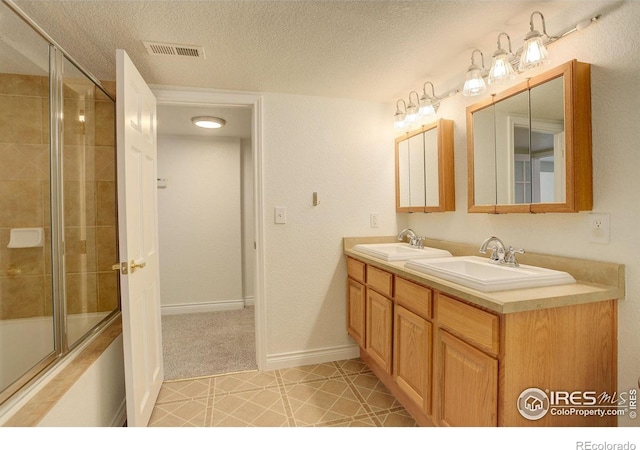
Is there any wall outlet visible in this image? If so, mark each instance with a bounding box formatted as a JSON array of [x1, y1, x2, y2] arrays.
[[588, 213, 610, 244], [370, 213, 379, 228]]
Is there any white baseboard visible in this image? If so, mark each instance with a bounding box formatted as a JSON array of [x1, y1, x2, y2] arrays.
[[244, 296, 255, 307], [111, 398, 127, 427], [161, 299, 245, 315], [263, 344, 360, 371]]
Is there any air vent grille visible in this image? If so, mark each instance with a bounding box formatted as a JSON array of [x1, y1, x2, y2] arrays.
[[143, 41, 206, 59]]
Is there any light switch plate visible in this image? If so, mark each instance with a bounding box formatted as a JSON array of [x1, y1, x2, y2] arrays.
[[274, 206, 286, 224]]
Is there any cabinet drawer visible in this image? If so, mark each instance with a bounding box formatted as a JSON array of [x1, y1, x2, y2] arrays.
[[347, 257, 366, 283], [367, 265, 394, 297], [395, 277, 432, 319], [437, 294, 499, 355]]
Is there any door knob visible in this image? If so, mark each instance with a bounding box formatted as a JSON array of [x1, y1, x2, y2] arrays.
[[111, 262, 128, 275], [130, 259, 146, 272]]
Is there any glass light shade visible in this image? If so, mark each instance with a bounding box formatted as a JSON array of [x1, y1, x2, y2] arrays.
[[519, 33, 549, 71], [418, 100, 436, 118], [191, 116, 226, 129], [488, 53, 516, 85], [405, 103, 419, 123], [463, 66, 487, 96], [394, 112, 407, 130]]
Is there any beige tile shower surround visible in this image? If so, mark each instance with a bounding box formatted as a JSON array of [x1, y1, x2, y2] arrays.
[[149, 359, 416, 427], [0, 74, 117, 320]]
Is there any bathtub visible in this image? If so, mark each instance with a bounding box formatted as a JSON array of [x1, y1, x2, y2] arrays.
[[0, 312, 110, 388]]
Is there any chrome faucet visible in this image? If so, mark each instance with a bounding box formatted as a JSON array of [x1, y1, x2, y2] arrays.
[[479, 236, 525, 267], [479, 236, 506, 263], [398, 228, 425, 249]]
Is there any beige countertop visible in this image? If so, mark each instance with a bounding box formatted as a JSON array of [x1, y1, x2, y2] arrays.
[[343, 236, 625, 314]]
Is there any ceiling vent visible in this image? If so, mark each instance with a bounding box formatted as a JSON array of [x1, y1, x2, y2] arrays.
[[142, 41, 206, 59]]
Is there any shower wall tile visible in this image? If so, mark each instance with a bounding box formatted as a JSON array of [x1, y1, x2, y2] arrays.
[[97, 272, 118, 312], [62, 181, 96, 227], [94, 146, 116, 181], [0, 144, 49, 181], [0, 275, 46, 319], [95, 101, 115, 147], [0, 96, 43, 145], [0, 73, 43, 96], [64, 226, 97, 274], [65, 272, 97, 314], [96, 181, 116, 226], [0, 180, 44, 228], [0, 229, 46, 275], [63, 144, 96, 181], [95, 226, 117, 272]]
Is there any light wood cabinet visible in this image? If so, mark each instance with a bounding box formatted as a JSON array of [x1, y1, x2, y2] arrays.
[[437, 330, 498, 426], [346, 255, 617, 427], [347, 277, 366, 347], [394, 305, 432, 416], [366, 289, 393, 374]]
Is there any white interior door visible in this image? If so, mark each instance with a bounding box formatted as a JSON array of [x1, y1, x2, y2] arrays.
[[116, 49, 163, 427]]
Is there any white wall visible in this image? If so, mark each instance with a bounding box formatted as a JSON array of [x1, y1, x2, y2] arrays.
[[402, 2, 640, 427], [261, 93, 398, 363], [157, 135, 243, 312]]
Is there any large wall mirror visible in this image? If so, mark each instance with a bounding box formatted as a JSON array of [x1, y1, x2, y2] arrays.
[[467, 60, 592, 213], [396, 119, 455, 213]]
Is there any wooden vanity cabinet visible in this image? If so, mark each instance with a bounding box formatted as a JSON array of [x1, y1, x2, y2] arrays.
[[346, 258, 366, 347], [393, 277, 434, 417], [365, 265, 394, 375], [345, 256, 617, 427], [435, 293, 499, 426]]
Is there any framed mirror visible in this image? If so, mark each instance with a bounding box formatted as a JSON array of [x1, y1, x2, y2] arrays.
[[467, 60, 592, 213], [396, 119, 455, 213]]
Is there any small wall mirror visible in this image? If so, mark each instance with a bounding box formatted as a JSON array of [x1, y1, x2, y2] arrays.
[[467, 60, 591, 213], [396, 119, 455, 213]]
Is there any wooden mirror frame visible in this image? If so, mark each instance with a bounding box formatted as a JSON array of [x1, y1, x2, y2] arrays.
[[466, 60, 592, 213], [395, 119, 455, 213]]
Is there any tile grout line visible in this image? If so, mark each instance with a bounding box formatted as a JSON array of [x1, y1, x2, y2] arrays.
[[275, 369, 297, 427], [333, 361, 383, 426]]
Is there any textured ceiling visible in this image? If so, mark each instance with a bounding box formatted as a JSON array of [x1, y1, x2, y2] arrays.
[[10, 0, 611, 104]]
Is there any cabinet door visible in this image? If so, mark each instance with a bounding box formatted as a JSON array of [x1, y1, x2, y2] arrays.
[[366, 289, 393, 374], [347, 278, 366, 347], [394, 305, 432, 415], [437, 330, 498, 427]]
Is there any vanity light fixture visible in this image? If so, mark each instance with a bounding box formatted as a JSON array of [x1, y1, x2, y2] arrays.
[[488, 33, 516, 85], [191, 116, 226, 129], [393, 99, 408, 130], [405, 91, 420, 124], [463, 49, 487, 97], [519, 11, 550, 71], [418, 82, 439, 119]]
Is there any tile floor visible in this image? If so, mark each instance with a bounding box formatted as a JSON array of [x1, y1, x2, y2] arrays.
[[149, 358, 417, 427]]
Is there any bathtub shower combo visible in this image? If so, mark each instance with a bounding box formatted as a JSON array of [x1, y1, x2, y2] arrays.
[[0, 1, 119, 405]]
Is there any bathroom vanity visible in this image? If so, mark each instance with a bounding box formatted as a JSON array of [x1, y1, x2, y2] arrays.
[[344, 236, 624, 427]]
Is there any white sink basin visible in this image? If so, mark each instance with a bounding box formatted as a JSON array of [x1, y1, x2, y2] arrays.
[[353, 243, 452, 261], [404, 256, 576, 292]]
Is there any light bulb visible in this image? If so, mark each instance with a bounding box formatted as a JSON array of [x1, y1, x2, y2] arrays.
[[463, 66, 487, 96], [488, 53, 516, 85]]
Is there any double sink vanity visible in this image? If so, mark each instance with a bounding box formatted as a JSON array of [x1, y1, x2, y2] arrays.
[[344, 235, 624, 427], [351, 58, 624, 426]]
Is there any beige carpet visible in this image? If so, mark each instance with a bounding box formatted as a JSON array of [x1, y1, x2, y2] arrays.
[[161, 307, 257, 381]]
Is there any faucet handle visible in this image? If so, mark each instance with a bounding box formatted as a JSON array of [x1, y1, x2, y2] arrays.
[[414, 236, 425, 249], [505, 246, 525, 267], [484, 245, 501, 262]]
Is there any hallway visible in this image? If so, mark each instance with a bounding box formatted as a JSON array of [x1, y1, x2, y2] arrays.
[[149, 358, 416, 427]]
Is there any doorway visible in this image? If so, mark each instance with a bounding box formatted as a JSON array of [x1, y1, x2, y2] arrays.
[[152, 87, 265, 378]]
